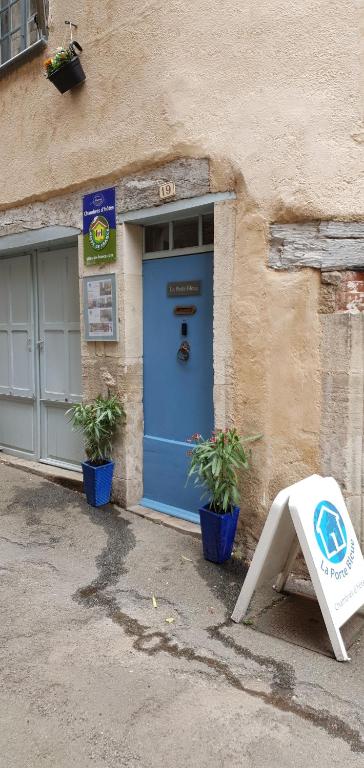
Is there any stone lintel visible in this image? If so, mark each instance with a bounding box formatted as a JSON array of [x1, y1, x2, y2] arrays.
[[0, 158, 211, 240], [118, 158, 210, 213]]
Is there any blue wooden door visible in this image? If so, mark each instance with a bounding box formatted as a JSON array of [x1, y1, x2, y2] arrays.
[[142, 252, 213, 523]]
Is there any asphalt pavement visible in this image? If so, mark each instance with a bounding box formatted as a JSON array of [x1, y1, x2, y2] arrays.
[[0, 463, 363, 767]]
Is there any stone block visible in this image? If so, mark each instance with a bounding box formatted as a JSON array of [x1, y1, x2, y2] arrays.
[[320, 314, 351, 373], [118, 158, 210, 213], [269, 221, 364, 271], [112, 476, 142, 508], [119, 223, 143, 276], [122, 273, 143, 361]]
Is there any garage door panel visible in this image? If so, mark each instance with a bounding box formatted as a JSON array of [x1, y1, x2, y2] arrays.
[[69, 330, 82, 398], [0, 255, 35, 458], [39, 256, 65, 323], [0, 331, 9, 392], [12, 330, 32, 395], [67, 257, 81, 323], [42, 330, 66, 399], [38, 248, 82, 465], [0, 266, 9, 323], [42, 404, 83, 465], [10, 258, 32, 325], [0, 398, 35, 455]]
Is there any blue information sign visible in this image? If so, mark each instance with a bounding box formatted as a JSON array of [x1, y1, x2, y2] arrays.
[[83, 187, 116, 266]]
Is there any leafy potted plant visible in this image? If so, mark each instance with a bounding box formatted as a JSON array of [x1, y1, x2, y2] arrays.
[[44, 41, 85, 94], [67, 395, 125, 507], [188, 428, 260, 563]]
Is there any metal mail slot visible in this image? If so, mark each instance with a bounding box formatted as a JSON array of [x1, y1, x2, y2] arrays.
[[174, 305, 197, 316]]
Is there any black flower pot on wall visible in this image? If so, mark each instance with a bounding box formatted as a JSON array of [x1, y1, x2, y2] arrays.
[[48, 55, 86, 94]]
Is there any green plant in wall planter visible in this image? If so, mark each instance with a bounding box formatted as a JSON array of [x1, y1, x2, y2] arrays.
[[44, 41, 85, 94], [67, 395, 125, 507], [188, 428, 261, 563]]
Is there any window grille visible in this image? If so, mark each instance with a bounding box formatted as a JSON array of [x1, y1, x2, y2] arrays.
[[143, 213, 214, 258]]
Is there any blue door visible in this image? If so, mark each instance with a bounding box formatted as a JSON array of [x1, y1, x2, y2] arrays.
[[142, 252, 214, 523]]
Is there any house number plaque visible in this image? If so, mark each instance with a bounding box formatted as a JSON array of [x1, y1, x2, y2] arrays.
[[159, 182, 176, 200]]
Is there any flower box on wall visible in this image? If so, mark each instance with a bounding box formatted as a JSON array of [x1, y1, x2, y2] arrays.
[[48, 55, 85, 94], [44, 42, 85, 94]]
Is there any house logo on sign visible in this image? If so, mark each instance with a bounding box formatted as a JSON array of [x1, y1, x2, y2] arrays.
[[314, 500, 348, 564], [89, 215, 110, 251]]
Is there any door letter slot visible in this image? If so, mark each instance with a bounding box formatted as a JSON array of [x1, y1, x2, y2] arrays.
[[174, 305, 197, 316]]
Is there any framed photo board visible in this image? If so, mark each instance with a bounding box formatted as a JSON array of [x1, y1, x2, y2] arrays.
[[83, 273, 118, 342]]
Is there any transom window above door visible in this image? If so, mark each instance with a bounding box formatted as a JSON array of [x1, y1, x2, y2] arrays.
[[0, 0, 48, 67], [144, 212, 214, 258]]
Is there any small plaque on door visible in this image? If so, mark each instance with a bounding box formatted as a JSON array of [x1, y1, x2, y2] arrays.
[[167, 280, 201, 298]]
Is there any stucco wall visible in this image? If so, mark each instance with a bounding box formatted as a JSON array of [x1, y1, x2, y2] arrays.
[[1, 1, 363, 554], [229, 207, 321, 555], [1, 0, 363, 218]]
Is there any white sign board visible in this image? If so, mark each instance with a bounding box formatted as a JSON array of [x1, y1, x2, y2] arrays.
[[83, 273, 118, 342], [232, 475, 364, 661]]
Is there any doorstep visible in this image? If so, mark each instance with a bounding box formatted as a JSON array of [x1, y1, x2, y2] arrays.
[[0, 453, 83, 493], [127, 503, 201, 539]]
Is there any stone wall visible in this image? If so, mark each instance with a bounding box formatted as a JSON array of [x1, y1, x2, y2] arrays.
[[269, 222, 364, 548], [1, 1, 363, 225], [1, 154, 363, 557], [0, 0, 363, 555], [78, 226, 144, 508]]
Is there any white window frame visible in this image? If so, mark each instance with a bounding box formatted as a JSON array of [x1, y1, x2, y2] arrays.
[[0, 0, 48, 72], [143, 212, 214, 260]]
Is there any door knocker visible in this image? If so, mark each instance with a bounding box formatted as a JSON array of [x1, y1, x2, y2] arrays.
[[177, 340, 190, 362]]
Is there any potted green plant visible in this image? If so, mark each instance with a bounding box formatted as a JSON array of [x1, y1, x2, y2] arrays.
[[188, 428, 260, 563], [44, 41, 85, 94], [67, 395, 125, 507]]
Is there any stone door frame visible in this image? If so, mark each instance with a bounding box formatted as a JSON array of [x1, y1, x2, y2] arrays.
[[115, 192, 237, 508]]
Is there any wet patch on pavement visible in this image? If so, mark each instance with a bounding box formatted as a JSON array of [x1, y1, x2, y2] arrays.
[[195, 553, 248, 616], [3, 481, 78, 527], [74, 504, 136, 608], [74, 506, 364, 754]]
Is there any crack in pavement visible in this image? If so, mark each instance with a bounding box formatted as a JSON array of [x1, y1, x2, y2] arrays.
[[207, 620, 295, 697], [3, 471, 363, 753], [0, 535, 55, 549], [76, 585, 364, 753], [72, 505, 364, 754]]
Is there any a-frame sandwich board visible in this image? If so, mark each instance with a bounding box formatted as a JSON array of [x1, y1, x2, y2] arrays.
[[231, 475, 364, 661]]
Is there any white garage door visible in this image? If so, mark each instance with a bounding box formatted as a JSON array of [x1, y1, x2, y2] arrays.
[[0, 247, 83, 468]]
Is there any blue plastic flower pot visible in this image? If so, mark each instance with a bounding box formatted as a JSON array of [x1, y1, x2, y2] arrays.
[[81, 460, 114, 507], [199, 503, 240, 563]]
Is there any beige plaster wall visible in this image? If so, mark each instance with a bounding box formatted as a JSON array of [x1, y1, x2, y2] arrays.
[[228, 206, 321, 554], [1, 0, 361, 552], [1, 0, 363, 220]]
